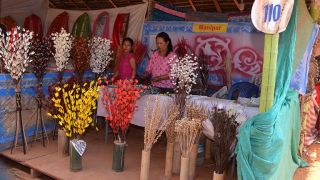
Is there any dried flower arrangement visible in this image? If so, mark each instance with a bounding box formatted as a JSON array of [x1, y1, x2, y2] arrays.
[[175, 117, 203, 180], [89, 37, 113, 76], [140, 97, 178, 180], [30, 37, 53, 83], [133, 40, 147, 65], [102, 79, 143, 143], [197, 52, 209, 95], [169, 54, 199, 94], [174, 38, 193, 58], [209, 106, 239, 176], [0, 26, 34, 154], [51, 28, 72, 81], [71, 37, 90, 81], [48, 80, 100, 138], [0, 26, 34, 83]]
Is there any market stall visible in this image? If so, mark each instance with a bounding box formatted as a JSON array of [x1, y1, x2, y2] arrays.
[[1, 0, 320, 180]]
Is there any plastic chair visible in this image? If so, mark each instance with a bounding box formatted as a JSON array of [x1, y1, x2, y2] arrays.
[[227, 82, 260, 100]]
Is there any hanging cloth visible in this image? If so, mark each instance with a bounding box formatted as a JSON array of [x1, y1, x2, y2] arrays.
[[236, 0, 308, 179]]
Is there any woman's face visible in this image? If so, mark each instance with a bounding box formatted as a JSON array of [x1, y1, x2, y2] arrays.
[[122, 41, 132, 53], [156, 37, 168, 54]]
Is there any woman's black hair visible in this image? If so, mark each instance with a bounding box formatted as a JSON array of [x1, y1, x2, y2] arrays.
[[156, 32, 173, 57], [122, 37, 134, 53]]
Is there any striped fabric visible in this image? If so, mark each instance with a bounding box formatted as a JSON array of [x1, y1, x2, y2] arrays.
[[304, 91, 319, 146]]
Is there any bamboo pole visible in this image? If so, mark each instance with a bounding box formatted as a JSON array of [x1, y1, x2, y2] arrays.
[[213, 172, 225, 180], [188, 144, 198, 180], [180, 156, 190, 180], [310, 0, 320, 21], [58, 129, 68, 157], [140, 150, 151, 180], [259, 34, 279, 112], [165, 142, 174, 177]]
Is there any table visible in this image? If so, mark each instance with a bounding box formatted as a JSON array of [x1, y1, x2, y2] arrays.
[[97, 93, 259, 129]]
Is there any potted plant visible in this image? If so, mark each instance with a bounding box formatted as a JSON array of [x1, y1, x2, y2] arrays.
[[48, 80, 100, 171], [102, 79, 142, 172]]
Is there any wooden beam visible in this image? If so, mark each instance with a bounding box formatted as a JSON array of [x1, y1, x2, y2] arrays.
[[213, 0, 222, 13], [108, 0, 117, 8], [188, 0, 197, 12], [233, 0, 245, 11], [49, 1, 57, 8], [82, 0, 90, 9]]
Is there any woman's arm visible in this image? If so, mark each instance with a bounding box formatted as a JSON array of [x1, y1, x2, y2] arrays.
[[152, 74, 170, 82], [129, 57, 136, 79]]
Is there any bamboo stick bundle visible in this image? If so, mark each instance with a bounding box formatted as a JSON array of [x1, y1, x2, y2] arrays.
[[209, 107, 239, 179], [164, 103, 180, 177], [140, 97, 177, 180], [175, 118, 202, 180], [185, 103, 208, 179]]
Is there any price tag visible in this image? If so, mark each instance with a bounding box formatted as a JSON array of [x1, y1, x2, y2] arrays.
[[251, 0, 294, 34]]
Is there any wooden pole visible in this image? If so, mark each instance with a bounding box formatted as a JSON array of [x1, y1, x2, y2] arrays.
[[140, 150, 151, 180], [165, 142, 174, 177]]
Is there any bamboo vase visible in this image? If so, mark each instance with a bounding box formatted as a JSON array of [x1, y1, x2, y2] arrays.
[[189, 144, 198, 180], [165, 142, 174, 177], [58, 129, 68, 157], [172, 140, 181, 174], [180, 156, 190, 180], [213, 172, 225, 180], [140, 150, 151, 180]]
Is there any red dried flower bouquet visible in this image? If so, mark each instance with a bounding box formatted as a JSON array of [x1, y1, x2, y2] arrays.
[[102, 79, 143, 143]]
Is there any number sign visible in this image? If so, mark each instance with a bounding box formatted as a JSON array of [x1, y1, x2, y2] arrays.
[[251, 0, 294, 34]]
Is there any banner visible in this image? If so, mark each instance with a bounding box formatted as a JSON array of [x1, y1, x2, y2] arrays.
[[142, 21, 264, 89]]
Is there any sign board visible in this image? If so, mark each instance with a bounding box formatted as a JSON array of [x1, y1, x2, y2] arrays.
[[192, 23, 228, 33], [251, 0, 294, 34]]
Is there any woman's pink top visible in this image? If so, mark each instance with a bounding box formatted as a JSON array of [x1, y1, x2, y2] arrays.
[[117, 53, 135, 80], [146, 51, 175, 89]]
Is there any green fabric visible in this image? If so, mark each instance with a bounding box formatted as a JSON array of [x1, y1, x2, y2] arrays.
[[71, 13, 91, 38], [236, 0, 308, 179]]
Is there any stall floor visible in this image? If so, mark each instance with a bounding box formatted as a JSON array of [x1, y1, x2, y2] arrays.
[[0, 126, 213, 180], [0, 126, 319, 180]]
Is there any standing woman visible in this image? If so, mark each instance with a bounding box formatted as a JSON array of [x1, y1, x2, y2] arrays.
[[112, 37, 136, 80], [146, 32, 176, 93]]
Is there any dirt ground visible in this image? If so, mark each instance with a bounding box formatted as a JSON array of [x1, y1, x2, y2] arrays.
[[0, 126, 319, 180]]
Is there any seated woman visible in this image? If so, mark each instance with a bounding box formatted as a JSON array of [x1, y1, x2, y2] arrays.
[[112, 38, 136, 80], [145, 32, 176, 94]]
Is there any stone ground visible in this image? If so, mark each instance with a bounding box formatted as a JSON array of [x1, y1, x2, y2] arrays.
[[0, 127, 319, 180]]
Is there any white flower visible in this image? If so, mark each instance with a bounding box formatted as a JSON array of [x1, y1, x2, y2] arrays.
[[169, 54, 199, 94], [51, 28, 72, 72], [0, 27, 34, 81], [89, 37, 113, 74]]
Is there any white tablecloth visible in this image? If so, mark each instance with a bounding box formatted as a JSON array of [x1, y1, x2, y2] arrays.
[[97, 93, 259, 129], [97, 92, 173, 127]]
